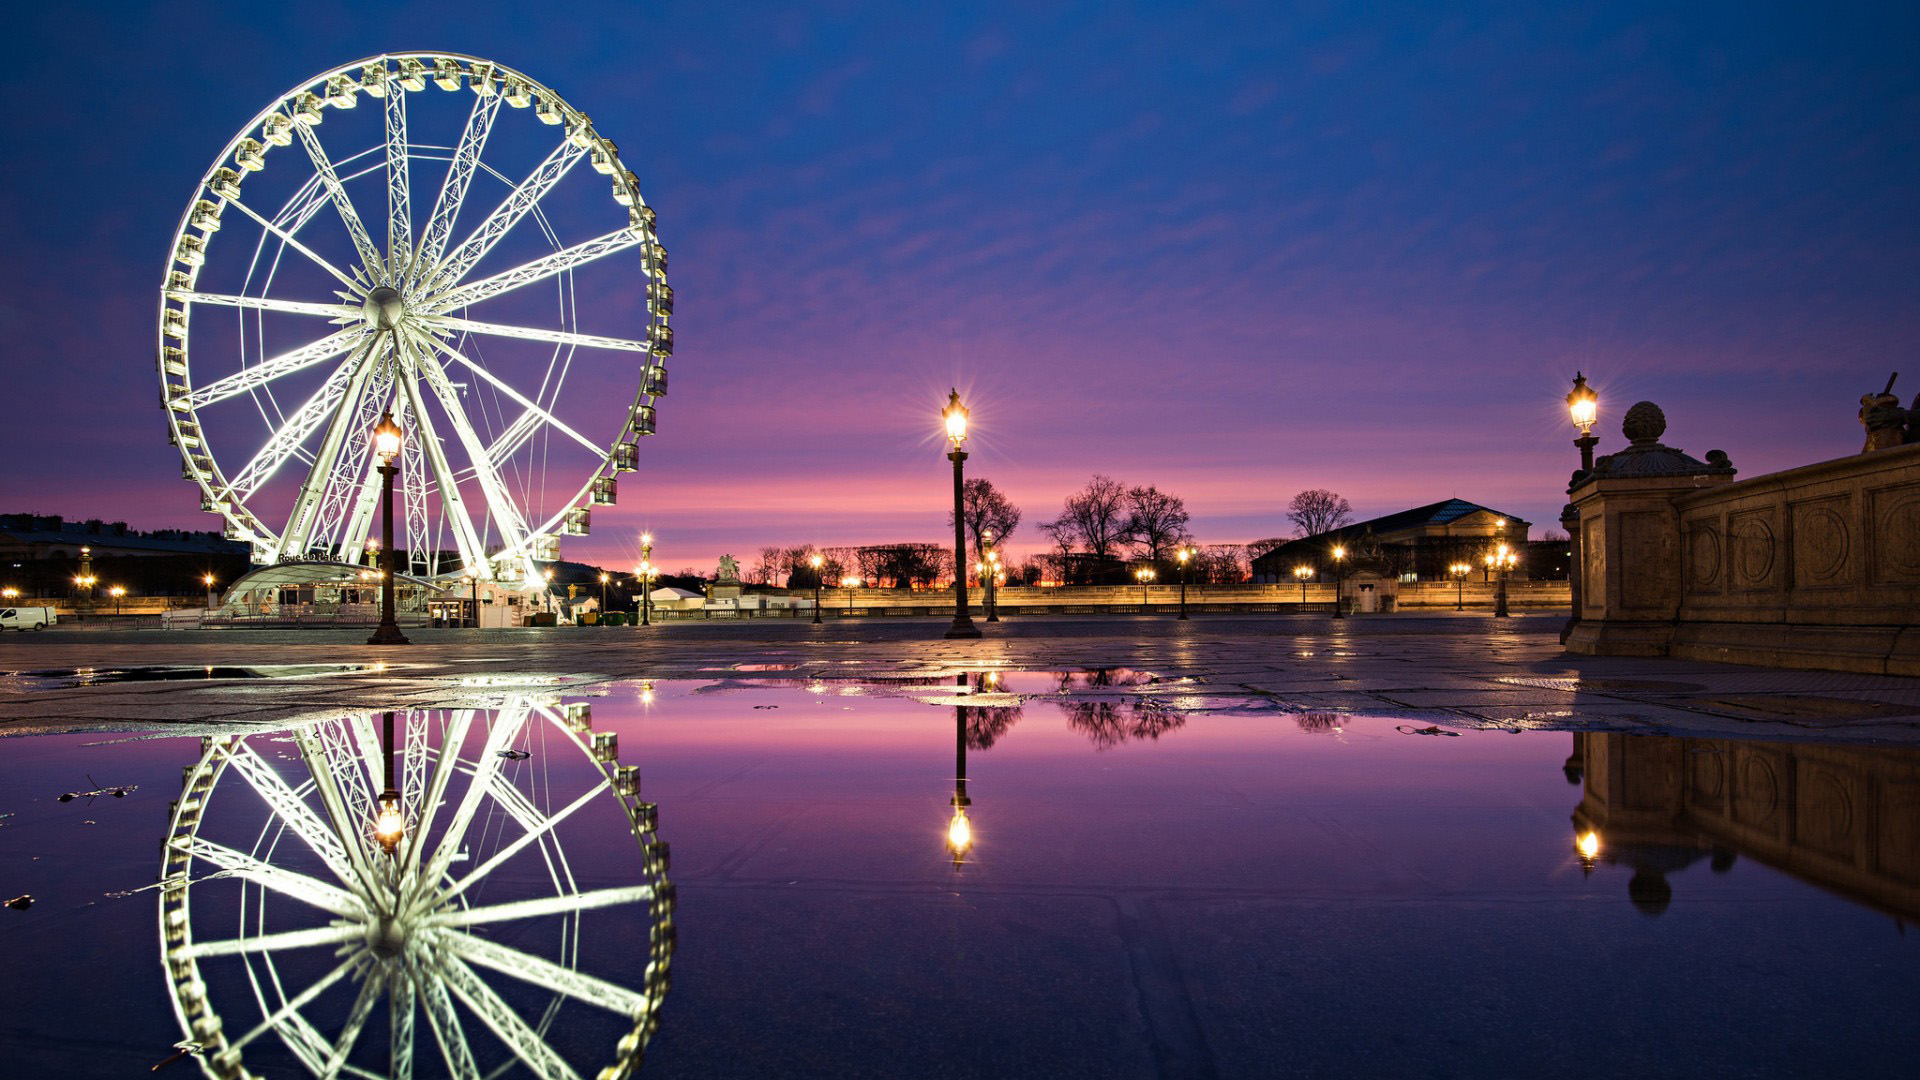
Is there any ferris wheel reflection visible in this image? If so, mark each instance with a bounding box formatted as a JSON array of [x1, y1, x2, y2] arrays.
[[158, 696, 673, 1079]]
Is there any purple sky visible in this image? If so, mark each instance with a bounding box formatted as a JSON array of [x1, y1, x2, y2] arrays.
[[2, 2, 1915, 573]]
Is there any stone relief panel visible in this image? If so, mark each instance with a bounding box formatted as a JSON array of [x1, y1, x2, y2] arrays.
[[1685, 519, 1722, 595], [1788, 496, 1853, 589], [1881, 780, 1920, 887], [1867, 482, 1920, 586], [1582, 515, 1606, 616], [1728, 508, 1780, 592], [1618, 509, 1676, 611], [1792, 764, 1856, 862], [1731, 745, 1787, 841]]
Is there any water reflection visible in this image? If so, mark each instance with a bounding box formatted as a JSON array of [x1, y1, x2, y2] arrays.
[[157, 697, 673, 1078], [1567, 732, 1920, 920], [1060, 699, 1186, 750]]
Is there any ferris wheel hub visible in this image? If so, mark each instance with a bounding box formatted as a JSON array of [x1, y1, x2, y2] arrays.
[[368, 912, 410, 957], [364, 286, 407, 331]]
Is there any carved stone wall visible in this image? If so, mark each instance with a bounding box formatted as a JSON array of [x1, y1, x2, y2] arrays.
[[1570, 442, 1920, 674]]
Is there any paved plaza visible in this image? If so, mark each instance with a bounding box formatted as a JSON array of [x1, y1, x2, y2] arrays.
[[5, 613, 1918, 742]]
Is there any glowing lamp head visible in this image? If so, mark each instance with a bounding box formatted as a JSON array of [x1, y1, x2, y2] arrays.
[[946, 807, 973, 861], [599, 572, 610, 583], [372, 411, 403, 463], [942, 388, 969, 447], [1178, 548, 1191, 564], [809, 554, 823, 569], [1576, 829, 1601, 862], [109, 586, 125, 598], [374, 793, 405, 856], [641, 532, 653, 547], [1332, 546, 1346, 562], [1567, 372, 1598, 435]]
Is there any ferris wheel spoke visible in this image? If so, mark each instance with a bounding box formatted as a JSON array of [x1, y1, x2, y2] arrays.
[[425, 312, 651, 353], [432, 227, 645, 311], [451, 932, 656, 1018], [419, 965, 482, 1080], [188, 326, 363, 410], [319, 967, 386, 1080], [482, 408, 544, 464], [414, 93, 502, 287], [298, 727, 385, 894], [389, 342, 493, 572], [439, 953, 586, 1080], [224, 192, 364, 293], [226, 955, 360, 1057], [390, 968, 418, 1080], [431, 139, 587, 290], [405, 336, 535, 556], [274, 340, 389, 560], [401, 710, 475, 871], [179, 291, 358, 321], [314, 363, 395, 557], [427, 884, 656, 928], [418, 708, 532, 890], [179, 922, 364, 960], [293, 120, 386, 279], [187, 837, 364, 915], [215, 742, 361, 888], [385, 84, 412, 278], [434, 779, 611, 907], [411, 329, 610, 456]]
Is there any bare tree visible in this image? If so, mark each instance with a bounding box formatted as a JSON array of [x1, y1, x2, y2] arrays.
[[1197, 544, 1248, 583], [949, 477, 1021, 561], [753, 546, 783, 586], [1038, 517, 1079, 583], [1246, 537, 1289, 560], [1125, 484, 1189, 561], [1287, 489, 1354, 538], [1057, 475, 1130, 562]]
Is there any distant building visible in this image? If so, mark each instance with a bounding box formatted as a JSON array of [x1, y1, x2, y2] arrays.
[[1250, 499, 1537, 582], [0, 514, 249, 560]]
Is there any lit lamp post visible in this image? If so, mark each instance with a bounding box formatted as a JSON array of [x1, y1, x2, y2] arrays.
[[367, 410, 410, 645], [941, 390, 981, 639], [1176, 545, 1193, 620], [1489, 543, 1518, 618], [1568, 372, 1599, 472], [1294, 564, 1312, 607], [1, 587, 17, 605], [1135, 566, 1155, 608], [842, 574, 861, 615], [373, 710, 404, 857], [982, 529, 999, 623], [639, 532, 654, 626], [599, 572, 610, 617], [466, 569, 481, 628], [108, 585, 126, 616], [946, 683, 973, 869], [1330, 545, 1347, 619], [809, 553, 824, 624], [1451, 562, 1471, 610], [203, 574, 218, 610]]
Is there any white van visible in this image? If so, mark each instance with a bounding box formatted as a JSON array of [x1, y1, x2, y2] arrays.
[[0, 606, 56, 631]]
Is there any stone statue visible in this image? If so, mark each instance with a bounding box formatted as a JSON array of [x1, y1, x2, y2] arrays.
[[717, 554, 740, 583], [1859, 373, 1910, 452]]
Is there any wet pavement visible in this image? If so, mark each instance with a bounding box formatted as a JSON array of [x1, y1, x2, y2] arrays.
[[5, 614, 1920, 743]]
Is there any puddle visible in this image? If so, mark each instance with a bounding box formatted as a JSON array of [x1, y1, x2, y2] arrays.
[[10, 663, 380, 690], [0, 675, 1915, 1077]]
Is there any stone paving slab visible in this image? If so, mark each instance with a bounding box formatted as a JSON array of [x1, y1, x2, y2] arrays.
[[2, 613, 1918, 743]]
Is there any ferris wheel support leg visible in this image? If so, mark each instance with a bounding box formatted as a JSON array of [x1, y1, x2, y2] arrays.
[[392, 346, 491, 575], [407, 337, 534, 569], [275, 344, 384, 562]]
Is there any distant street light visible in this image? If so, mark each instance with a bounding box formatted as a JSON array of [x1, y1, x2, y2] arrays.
[[941, 390, 981, 639], [639, 533, 654, 626], [599, 571, 611, 616], [108, 585, 126, 615], [1294, 564, 1312, 607], [1, 587, 18, 604], [1330, 545, 1347, 619], [1489, 543, 1518, 618], [202, 574, 217, 610], [842, 575, 861, 616], [1176, 545, 1194, 620], [467, 569, 481, 628], [982, 529, 1000, 623], [367, 410, 410, 645], [1135, 566, 1155, 608], [809, 553, 825, 624], [1451, 562, 1472, 610]]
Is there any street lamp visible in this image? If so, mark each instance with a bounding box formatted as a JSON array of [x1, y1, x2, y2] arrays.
[[1330, 545, 1347, 619], [108, 585, 126, 615], [202, 574, 217, 609], [1450, 562, 1472, 610], [941, 390, 981, 639], [1568, 372, 1600, 472], [809, 553, 824, 624], [1294, 564, 1312, 607], [466, 568, 481, 627], [1, 587, 17, 604], [599, 571, 610, 616], [1489, 543, 1518, 618], [639, 532, 654, 626], [373, 710, 404, 857], [367, 410, 410, 645], [842, 574, 861, 615], [982, 529, 999, 623], [1176, 545, 1193, 620], [1135, 566, 1155, 608]]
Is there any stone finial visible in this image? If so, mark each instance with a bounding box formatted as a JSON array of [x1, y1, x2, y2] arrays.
[[1622, 401, 1666, 445]]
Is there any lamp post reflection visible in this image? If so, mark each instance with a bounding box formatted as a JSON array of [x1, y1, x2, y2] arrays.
[[947, 674, 974, 868], [374, 710, 404, 856]]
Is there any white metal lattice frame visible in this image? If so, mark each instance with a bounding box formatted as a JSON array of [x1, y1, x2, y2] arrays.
[[158, 699, 674, 1080], [158, 53, 672, 583]]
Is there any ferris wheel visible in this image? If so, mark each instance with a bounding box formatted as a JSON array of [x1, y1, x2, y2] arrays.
[[158, 698, 674, 1079], [158, 53, 671, 582]]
